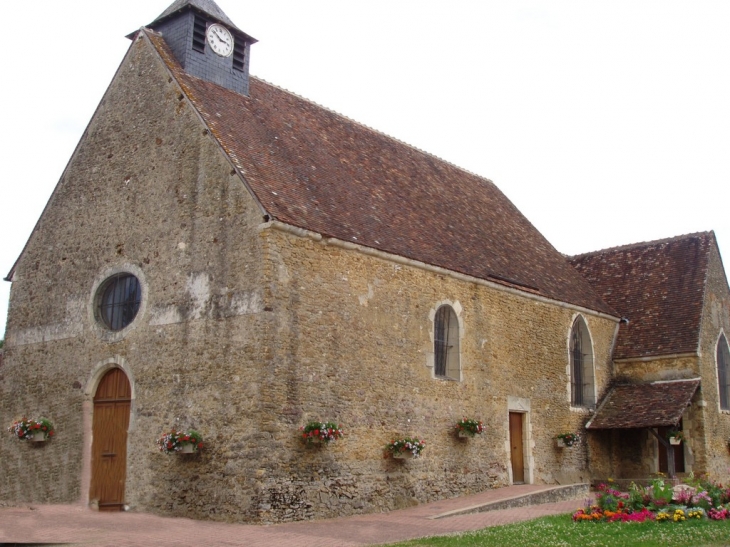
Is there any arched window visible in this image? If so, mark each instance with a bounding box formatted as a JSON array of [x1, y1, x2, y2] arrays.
[[434, 305, 460, 380], [570, 316, 595, 407], [717, 334, 730, 411]]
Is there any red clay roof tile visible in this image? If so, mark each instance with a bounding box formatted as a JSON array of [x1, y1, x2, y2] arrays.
[[586, 379, 700, 429], [570, 232, 712, 359], [148, 31, 616, 316]]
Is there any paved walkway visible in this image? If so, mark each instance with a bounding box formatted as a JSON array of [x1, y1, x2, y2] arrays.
[[0, 484, 588, 546]]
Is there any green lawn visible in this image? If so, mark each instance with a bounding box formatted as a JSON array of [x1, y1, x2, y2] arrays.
[[386, 513, 730, 547]]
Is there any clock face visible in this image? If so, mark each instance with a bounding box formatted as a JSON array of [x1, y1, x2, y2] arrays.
[[206, 24, 234, 57]]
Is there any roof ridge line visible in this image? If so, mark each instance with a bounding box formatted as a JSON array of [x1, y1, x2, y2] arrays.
[[568, 230, 714, 260], [249, 75, 497, 188]]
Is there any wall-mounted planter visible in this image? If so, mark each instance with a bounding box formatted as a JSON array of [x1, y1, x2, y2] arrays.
[[669, 437, 682, 445], [454, 418, 484, 438], [157, 429, 203, 454], [300, 421, 343, 445], [385, 438, 425, 459], [32, 431, 48, 442], [556, 433, 580, 448], [8, 417, 54, 442]]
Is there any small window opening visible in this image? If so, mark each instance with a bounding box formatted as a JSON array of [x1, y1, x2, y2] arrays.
[[570, 316, 595, 407], [192, 16, 206, 53], [232, 39, 245, 71], [718, 334, 730, 410], [434, 305, 460, 380]]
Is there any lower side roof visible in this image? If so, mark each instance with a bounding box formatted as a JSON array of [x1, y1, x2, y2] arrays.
[[586, 378, 700, 430]]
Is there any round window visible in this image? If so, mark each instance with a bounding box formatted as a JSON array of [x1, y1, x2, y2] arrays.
[[96, 273, 142, 331]]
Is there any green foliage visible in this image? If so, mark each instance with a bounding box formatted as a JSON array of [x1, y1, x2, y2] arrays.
[[628, 481, 651, 512], [0, 339, 4, 349], [386, 514, 730, 547], [650, 478, 674, 509]]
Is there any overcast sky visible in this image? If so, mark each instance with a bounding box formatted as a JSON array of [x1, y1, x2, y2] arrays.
[[1, 1, 729, 338]]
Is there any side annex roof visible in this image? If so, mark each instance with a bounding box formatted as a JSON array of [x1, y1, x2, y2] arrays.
[[570, 232, 716, 360]]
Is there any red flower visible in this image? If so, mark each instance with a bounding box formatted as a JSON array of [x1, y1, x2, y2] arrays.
[[313, 429, 319, 436], [197, 442, 203, 448]]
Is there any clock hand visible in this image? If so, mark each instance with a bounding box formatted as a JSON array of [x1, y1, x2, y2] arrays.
[[214, 28, 231, 45]]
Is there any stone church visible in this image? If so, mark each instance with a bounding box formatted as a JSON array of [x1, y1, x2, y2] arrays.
[[2, 0, 729, 523]]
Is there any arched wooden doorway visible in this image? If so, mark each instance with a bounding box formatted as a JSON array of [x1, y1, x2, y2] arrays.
[[89, 368, 131, 511]]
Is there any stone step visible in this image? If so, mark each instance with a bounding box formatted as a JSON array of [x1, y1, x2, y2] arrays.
[[428, 483, 590, 520]]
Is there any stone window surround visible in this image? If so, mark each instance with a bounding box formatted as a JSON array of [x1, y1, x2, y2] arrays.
[[426, 299, 464, 381], [88, 263, 149, 343], [715, 330, 730, 412], [567, 314, 597, 410]]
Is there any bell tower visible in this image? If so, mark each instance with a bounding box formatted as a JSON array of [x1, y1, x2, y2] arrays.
[[134, 0, 257, 96]]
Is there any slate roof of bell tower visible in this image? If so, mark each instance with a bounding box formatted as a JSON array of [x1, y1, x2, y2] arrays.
[[151, 0, 244, 34]]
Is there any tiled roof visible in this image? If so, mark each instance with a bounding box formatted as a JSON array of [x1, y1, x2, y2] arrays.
[[570, 232, 713, 359], [146, 31, 616, 316], [586, 379, 700, 429]]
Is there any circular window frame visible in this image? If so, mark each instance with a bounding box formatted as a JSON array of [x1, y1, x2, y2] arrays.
[[89, 264, 148, 343]]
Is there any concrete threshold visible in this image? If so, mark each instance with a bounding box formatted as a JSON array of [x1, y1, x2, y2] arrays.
[[428, 483, 590, 520]]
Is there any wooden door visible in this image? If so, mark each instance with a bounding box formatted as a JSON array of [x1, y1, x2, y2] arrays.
[[89, 368, 131, 511], [658, 425, 685, 474], [509, 412, 525, 483]]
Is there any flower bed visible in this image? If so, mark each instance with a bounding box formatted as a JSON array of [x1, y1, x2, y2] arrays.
[[573, 478, 730, 523], [157, 429, 203, 454], [300, 421, 343, 444], [455, 418, 484, 437], [8, 417, 54, 441], [385, 438, 426, 458]]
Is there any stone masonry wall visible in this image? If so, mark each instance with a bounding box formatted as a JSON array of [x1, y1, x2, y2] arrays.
[[0, 35, 270, 519], [0, 34, 620, 523], [696, 244, 730, 478], [252, 227, 618, 522]]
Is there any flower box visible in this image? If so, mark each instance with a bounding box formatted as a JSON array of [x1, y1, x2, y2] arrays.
[[556, 432, 580, 447], [32, 430, 48, 442], [8, 417, 54, 442], [300, 421, 343, 445], [157, 429, 203, 454], [454, 418, 484, 438], [667, 429, 684, 445], [385, 437, 425, 459]]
